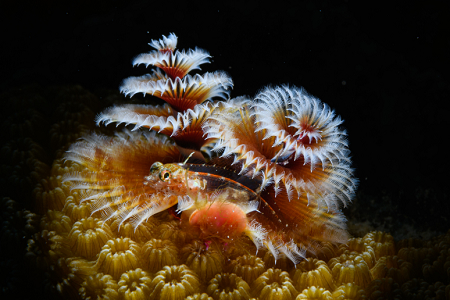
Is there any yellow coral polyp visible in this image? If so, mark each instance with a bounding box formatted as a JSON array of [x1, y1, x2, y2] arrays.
[[291, 258, 335, 292], [110, 218, 158, 244], [370, 255, 412, 284], [362, 231, 395, 259], [252, 268, 298, 300], [79, 273, 119, 300], [118, 268, 152, 300], [142, 238, 179, 273], [50, 157, 84, 177], [186, 293, 214, 300], [37, 229, 74, 263], [34, 184, 68, 213], [181, 240, 224, 283], [338, 237, 376, 268], [39, 209, 72, 235], [296, 286, 332, 300], [222, 235, 258, 260], [262, 250, 291, 270], [397, 246, 438, 278], [62, 196, 92, 221], [316, 242, 339, 263], [229, 254, 265, 286], [95, 238, 141, 279], [329, 254, 373, 288], [331, 283, 366, 300], [148, 265, 200, 300], [67, 217, 113, 260], [158, 220, 194, 246], [53, 257, 97, 298], [206, 273, 251, 300]]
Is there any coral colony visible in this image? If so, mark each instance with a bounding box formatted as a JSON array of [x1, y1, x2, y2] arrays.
[[65, 33, 357, 264], [30, 33, 435, 300]]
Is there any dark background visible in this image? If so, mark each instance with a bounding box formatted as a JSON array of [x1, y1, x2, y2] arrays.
[[1, 0, 449, 237]]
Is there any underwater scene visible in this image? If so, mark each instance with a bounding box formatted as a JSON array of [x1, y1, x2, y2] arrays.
[[2, 32, 449, 300], [1, 2, 449, 299]]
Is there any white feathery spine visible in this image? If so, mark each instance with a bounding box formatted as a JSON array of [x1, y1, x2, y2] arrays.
[[277, 239, 306, 265], [265, 240, 281, 263], [245, 219, 268, 253], [148, 33, 178, 51], [96, 105, 184, 136], [176, 195, 195, 213], [119, 71, 233, 100], [129, 200, 161, 230], [240, 200, 260, 214], [133, 48, 211, 72]]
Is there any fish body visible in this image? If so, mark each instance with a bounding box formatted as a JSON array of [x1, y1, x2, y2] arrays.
[[143, 161, 307, 262]]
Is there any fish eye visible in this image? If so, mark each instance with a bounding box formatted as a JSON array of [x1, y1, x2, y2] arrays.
[[159, 169, 171, 182], [150, 162, 163, 174]]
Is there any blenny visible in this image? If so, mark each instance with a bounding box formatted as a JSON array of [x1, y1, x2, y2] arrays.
[[143, 158, 308, 263]]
